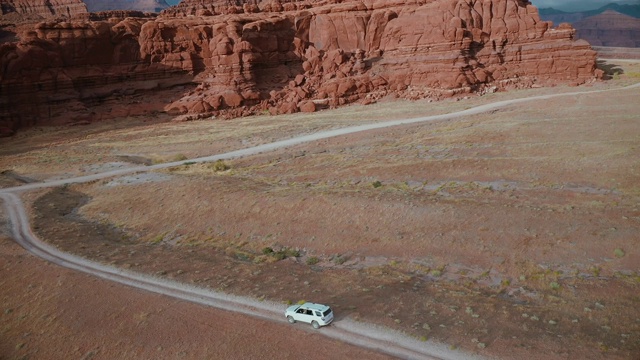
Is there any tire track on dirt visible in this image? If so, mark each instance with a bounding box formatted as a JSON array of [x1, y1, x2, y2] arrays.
[[3, 82, 639, 195], [0, 191, 465, 360]]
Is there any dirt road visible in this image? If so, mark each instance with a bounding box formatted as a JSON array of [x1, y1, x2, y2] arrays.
[[1, 80, 639, 359]]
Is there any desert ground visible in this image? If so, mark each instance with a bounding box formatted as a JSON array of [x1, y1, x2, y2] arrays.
[[1, 58, 639, 359]]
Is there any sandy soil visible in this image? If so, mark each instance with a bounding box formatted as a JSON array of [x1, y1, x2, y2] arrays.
[[1, 59, 640, 359], [0, 233, 394, 360]]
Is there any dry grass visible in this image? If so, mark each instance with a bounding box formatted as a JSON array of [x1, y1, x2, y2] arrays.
[[2, 59, 638, 177], [2, 59, 640, 359]]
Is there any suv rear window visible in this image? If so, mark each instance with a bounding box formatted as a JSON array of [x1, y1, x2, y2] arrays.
[[322, 308, 332, 317]]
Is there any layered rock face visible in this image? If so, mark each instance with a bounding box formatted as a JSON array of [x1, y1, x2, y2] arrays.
[[0, 0, 87, 19], [1, 0, 601, 135], [0, 17, 191, 135], [574, 10, 640, 48], [158, 0, 600, 117]]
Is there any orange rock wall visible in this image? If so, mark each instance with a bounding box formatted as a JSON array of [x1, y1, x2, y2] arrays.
[[158, 0, 600, 116], [0, 0, 601, 135]]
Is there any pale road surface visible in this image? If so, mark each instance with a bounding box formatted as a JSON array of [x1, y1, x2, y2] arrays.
[[1, 81, 639, 360]]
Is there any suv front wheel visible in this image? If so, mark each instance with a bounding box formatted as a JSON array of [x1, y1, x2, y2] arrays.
[[287, 316, 295, 324]]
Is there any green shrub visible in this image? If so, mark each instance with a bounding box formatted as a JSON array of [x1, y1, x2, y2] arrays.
[[273, 252, 287, 260], [306, 256, 320, 265], [210, 159, 230, 172], [151, 234, 164, 244], [283, 248, 300, 258], [173, 154, 188, 161], [264, 247, 300, 261], [334, 255, 349, 265], [372, 180, 383, 188], [252, 256, 267, 264], [234, 251, 252, 261]]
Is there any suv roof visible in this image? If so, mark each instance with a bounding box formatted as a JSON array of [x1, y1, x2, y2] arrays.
[[299, 302, 330, 312]]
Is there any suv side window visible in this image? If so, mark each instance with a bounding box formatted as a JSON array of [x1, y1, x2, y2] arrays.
[[314, 311, 321, 316]]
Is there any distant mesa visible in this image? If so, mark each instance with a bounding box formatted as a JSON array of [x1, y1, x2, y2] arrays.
[[0, 0, 88, 20], [82, 0, 170, 13], [0, 0, 170, 20], [539, 3, 640, 47], [575, 10, 640, 47], [539, 3, 640, 23]]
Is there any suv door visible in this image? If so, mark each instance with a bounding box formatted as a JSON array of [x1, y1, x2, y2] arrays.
[[296, 308, 315, 323]]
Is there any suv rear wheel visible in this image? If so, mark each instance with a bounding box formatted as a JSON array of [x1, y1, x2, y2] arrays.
[[311, 321, 319, 329]]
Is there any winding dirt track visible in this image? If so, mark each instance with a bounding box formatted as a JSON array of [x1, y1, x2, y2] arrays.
[[1, 82, 638, 359]]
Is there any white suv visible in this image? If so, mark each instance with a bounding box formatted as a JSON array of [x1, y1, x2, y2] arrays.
[[285, 302, 334, 329]]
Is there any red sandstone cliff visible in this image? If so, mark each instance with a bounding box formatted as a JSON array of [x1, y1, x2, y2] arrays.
[[0, 0, 602, 136], [155, 0, 600, 117], [0, 16, 194, 134]]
